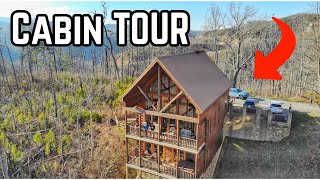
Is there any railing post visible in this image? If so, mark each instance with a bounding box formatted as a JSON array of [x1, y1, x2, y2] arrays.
[[177, 119, 180, 146]]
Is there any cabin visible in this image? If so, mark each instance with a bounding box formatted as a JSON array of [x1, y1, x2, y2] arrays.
[[121, 51, 233, 179]]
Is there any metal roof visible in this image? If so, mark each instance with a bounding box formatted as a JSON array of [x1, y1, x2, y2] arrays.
[[158, 51, 233, 112], [121, 51, 233, 113]]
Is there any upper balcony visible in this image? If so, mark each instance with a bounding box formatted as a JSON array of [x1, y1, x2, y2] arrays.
[[126, 114, 199, 151]]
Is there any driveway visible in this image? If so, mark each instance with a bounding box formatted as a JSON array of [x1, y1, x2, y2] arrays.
[[233, 98, 320, 115]]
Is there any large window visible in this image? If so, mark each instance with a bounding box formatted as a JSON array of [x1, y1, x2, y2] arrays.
[[179, 98, 187, 115]]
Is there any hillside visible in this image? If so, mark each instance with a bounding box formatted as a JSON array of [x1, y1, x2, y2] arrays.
[[1, 9, 320, 179]]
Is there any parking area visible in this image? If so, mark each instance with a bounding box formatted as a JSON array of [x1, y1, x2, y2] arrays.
[[224, 98, 292, 142]]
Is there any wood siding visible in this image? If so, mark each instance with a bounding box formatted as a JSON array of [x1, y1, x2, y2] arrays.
[[199, 90, 228, 170]]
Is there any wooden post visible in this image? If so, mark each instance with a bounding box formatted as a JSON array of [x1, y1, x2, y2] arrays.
[[157, 144, 160, 172], [163, 147, 166, 162], [126, 137, 129, 163], [160, 69, 163, 109], [176, 86, 179, 115], [125, 110, 128, 134], [151, 144, 154, 154], [157, 65, 161, 111], [195, 153, 198, 178], [176, 149, 180, 178], [177, 119, 180, 146], [126, 166, 128, 179], [158, 117, 161, 141], [170, 148, 174, 163]]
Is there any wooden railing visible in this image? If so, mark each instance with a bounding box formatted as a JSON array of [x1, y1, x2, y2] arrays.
[[127, 155, 195, 179], [160, 132, 178, 144], [141, 157, 158, 171], [179, 137, 197, 149], [140, 129, 159, 140], [127, 150, 139, 166], [178, 169, 195, 179], [127, 123, 139, 136], [127, 124, 197, 150], [160, 163, 176, 176]]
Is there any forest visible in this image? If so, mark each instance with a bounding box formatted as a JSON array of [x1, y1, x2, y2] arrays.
[[0, 2, 320, 179]]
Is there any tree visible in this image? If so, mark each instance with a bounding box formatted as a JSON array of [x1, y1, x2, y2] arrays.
[[224, 2, 257, 87], [203, 3, 224, 64]]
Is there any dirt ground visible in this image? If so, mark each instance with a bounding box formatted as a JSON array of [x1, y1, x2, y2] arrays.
[[216, 111, 320, 178], [63, 124, 127, 179]]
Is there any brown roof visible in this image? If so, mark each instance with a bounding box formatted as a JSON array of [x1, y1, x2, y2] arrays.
[[158, 51, 232, 112], [121, 51, 232, 113]]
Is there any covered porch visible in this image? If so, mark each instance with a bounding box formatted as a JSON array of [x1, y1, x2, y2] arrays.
[[127, 141, 196, 178], [127, 113, 197, 150]]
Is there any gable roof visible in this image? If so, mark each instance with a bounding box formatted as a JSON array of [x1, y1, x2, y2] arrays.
[[121, 51, 233, 113], [158, 51, 233, 112]]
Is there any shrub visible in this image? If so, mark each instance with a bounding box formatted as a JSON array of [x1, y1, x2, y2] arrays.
[[44, 130, 56, 156], [38, 112, 45, 127], [109, 76, 135, 108], [33, 132, 43, 146], [11, 144, 24, 162]]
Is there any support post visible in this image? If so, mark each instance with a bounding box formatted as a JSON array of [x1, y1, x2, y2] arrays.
[[177, 119, 180, 146], [176, 149, 180, 178], [158, 116, 161, 141], [157, 65, 161, 111], [125, 110, 128, 134], [126, 166, 128, 179], [157, 144, 160, 172], [126, 137, 128, 163], [195, 153, 198, 178]]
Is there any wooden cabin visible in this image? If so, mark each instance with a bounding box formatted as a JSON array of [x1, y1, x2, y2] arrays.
[[121, 51, 233, 179]]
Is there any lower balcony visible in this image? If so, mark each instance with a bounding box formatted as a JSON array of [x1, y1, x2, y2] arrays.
[[127, 148, 196, 179]]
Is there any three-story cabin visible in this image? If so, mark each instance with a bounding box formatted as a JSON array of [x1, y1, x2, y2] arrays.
[[121, 51, 232, 179]]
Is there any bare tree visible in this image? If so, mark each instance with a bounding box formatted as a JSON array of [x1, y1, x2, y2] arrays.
[[203, 4, 224, 63], [224, 2, 257, 87], [100, 2, 120, 80]]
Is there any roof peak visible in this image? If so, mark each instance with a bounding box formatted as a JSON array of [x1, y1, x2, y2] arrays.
[[158, 50, 206, 59]]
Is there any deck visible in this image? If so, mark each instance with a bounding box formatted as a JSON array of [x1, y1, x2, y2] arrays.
[[128, 155, 195, 179], [127, 124, 197, 150]]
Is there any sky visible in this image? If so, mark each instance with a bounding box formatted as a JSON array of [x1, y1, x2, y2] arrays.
[[0, 1, 313, 30]]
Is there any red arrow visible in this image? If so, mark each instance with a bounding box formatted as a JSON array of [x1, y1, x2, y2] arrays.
[[254, 16, 296, 80]]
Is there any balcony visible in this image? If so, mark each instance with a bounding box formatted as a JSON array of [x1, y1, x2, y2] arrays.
[[127, 150, 195, 179], [127, 122, 197, 150]]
